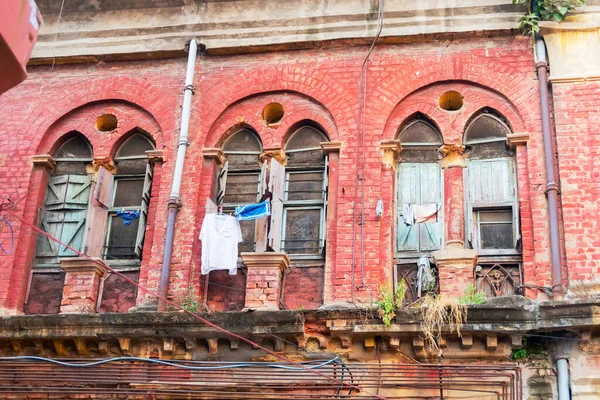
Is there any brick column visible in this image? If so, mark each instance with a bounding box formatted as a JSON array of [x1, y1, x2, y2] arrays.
[[60, 257, 106, 313], [434, 144, 477, 297], [241, 252, 289, 310]]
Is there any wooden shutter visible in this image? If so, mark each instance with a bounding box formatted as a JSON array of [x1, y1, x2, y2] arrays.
[[94, 166, 114, 208], [255, 161, 270, 252], [468, 158, 518, 249], [36, 175, 91, 265], [216, 161, 228, 205], [396, 163, 442, 252], [419, 163, 443, 251], [268, 159, 286, 252], [396, 164, 420, 251], [135, 163, 153, 258]]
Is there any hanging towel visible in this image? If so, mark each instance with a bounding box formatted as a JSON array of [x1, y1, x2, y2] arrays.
[[417, 255, 436, 296], [413, 203, 438, 223], [116, 210, 141, 226], [234, 200, 271, 221]]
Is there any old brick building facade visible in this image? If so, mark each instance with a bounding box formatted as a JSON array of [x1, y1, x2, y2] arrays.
[[0, 0, 599, 398]]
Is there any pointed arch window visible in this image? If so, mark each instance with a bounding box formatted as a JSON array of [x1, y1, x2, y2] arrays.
[[103, 133, 155, 260], [35, 134, 93, 268], [464, 112, 519, 254], [281, 126, 329, 258], [395, 118, 444, 255], [216, 129, 263, 253]]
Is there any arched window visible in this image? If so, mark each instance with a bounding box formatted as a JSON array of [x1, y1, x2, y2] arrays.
[[464, 112, 519, 253], [395, 118, 443, 254], [281, 126, 329, 258], [35, 134, 93, 267], [217, 129, 263, 252], [103, 133, 155, 260]]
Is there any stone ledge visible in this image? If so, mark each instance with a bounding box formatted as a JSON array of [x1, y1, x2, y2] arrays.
[[241, 252, 290, 272], [60, 257, 107, 276]]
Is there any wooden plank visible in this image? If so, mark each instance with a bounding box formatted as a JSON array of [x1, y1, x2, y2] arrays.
[[94, 166, 114, 208], [268, 159, 286, 252]]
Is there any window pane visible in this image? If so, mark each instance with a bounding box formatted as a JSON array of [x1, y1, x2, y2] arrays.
[[239, 219, 255, 253], [54, 135, 92, 159], [116, 159, 148, 175], [479, 210, 512, 222], [286, 172, 323, 201], [223, 173, 259, 204], [479, 210, 514, 249], [223, 129, 262, 152], [116, 134, 154, 158], [113, 179, 144, 207], [283, 208, 322, 256], [400, 120, 442, 145], [465, 114, 510, 143], [106, 215, 140, 260]]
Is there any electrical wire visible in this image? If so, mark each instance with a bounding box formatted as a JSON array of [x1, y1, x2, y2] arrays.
[[0, 217, 14, 254], [352, 0, 384, 304], [2, 209, 386, 400]]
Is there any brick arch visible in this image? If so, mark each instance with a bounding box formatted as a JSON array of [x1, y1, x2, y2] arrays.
[[36, 100, 164, 159], [199, 66, 347, 143], [373, 53, 535, 140], [27, 76, 175, 156], [205, 91, 339, 150], [382, 81, 527, 144]]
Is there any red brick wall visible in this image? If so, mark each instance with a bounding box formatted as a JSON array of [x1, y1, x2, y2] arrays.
[[24, 273, 64, 314], [202, 270, 246, 312], [552, 81, 600, 288], [283, 266, 324, 310], [99, 271, 139, 313], [0, 36, 566, 312]]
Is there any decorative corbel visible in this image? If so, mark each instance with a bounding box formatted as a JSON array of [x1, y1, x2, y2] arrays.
[[380, 139, 402, 168], [146, 149, 164, 165], [438, 143, 467, 169], [32, 154, 56, 170], [260, 147, 286, 165], [506, 132, 530, 149], [320, 141, 341, 154], [93, 157, 116, 174], [202, 148, 225, 167]]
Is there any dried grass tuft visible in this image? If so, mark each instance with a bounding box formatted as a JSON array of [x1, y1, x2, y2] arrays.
[[419, 295, 467, 351]]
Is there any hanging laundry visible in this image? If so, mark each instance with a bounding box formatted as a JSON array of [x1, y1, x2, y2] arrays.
[[402, 203, 415, 226], [199, 213, 243, 276], [417, 255, 436, 297], [115, 210, 140, 226], [413, 203, 438, 223], [234, 200, 271, 221]]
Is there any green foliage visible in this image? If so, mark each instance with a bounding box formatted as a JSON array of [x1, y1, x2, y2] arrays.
[[513, 0, 585, 34], [375, 279, 407, 327], [457, 283, 487, 305], [510, 337, 548, 361], [179, 287, 201, 313]]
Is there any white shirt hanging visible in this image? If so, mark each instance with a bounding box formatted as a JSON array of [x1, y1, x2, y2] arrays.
[[199, 214, 243, 275]]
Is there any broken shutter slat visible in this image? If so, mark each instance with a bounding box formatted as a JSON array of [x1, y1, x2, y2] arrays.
[[419, 163, 442, 251], [254, 161, 270, 252], [135, 163, 153, 258], [216, 161, 228, 205]]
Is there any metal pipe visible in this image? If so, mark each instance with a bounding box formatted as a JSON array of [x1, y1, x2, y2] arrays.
[[556, 358, 570, 400], [158, 39, 198, 311], [535, 36, 564, 299]]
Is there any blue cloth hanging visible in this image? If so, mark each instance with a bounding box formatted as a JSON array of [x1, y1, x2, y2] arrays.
[[234, 201, 271, 221], [116, 210, 141, 226]]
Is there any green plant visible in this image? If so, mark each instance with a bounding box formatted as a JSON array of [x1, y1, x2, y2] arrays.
[[458, 283, 487, 305], [513, 0, 585, 34], [375, 279, 407, 327], [179, 287, 201, 313], [510, 337, 548, 361]]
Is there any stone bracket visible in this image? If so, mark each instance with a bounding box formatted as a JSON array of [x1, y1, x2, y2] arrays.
[[438, 143, 467, 169], [32, 154, 56, 170], [202, 148, 225, 167], [380, 139, 402, 167]]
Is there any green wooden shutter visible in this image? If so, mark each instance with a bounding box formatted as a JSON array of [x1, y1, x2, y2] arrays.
[[419, 163, 443, 251], [396, 163, 442, 253], [36, 175, 91, 266], [396, 164, 419, 252]]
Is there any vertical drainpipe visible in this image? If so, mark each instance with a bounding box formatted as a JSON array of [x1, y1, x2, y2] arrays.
[[556, 358, 571, 400], [535, 36, 564, 299], [158, 39, 198, 311]]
